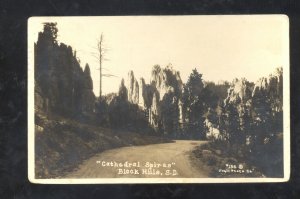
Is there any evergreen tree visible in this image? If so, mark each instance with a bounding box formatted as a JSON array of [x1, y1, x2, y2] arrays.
[[42, 22, 58, 43], [182, 69, 205, 139], [160, 92, 179, 137], [118, 78, 128, 101]]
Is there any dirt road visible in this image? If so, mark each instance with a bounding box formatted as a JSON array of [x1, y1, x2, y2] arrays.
[[65, 140, 209, 178]]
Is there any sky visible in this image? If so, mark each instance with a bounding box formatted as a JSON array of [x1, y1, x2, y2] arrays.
[[28, 16, 289, 96]]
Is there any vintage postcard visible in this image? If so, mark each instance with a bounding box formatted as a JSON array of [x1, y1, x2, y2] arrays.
[[28, 15, 290, 183]]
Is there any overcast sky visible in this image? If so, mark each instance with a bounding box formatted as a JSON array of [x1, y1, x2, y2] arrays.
[[29, 16, 288, 96]]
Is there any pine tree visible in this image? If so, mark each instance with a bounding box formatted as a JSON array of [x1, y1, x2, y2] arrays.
[[42, 22, 58, 43], [118, 78, 128, 101], [182, 68, 205, 139]]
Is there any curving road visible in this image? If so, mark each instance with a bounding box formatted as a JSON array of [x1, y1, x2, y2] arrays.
[[65, 140, 209, 178]]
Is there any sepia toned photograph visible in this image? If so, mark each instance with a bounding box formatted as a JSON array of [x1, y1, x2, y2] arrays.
[[28, 16, 290, 183]]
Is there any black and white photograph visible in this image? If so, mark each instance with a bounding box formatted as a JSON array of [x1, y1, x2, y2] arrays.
[[27, 16, 289, 183]]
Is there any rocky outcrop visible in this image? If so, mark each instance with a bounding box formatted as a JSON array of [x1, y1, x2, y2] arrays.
[[150, 64, 183, 101], [127, 71, 139, 104], [224, 67, 283, 115], [149, 91, 160, 128], [216, 67, 283, 141], [252, 77, 268, 96], [213, 78, 254, 141], [148, 64, 183, 132], [121, 65, 184, 134], [34, 24, 95, 116], [141, 80, 156, 110], [224, 78, 252, 106], [252, 67, 283, 113], [138, 78, 146, 108], [204, 118, 220, 139], [268, 67, 283, 112]]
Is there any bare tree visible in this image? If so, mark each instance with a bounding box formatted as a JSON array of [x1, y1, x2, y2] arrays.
[[91, 33, 117, 97]]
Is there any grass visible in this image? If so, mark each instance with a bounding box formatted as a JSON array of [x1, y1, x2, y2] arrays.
[[190, 141, 265, 178], [35, 112, 171, 179], [190, 133, 283, 178]]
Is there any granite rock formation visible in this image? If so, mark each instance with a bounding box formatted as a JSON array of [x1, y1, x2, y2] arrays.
[[127, 70, 139, 104], [122, 64, 183, 134], [252, 67, 283, 113], [224, 78, 252, 106], [34, 24, 95, 116]]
